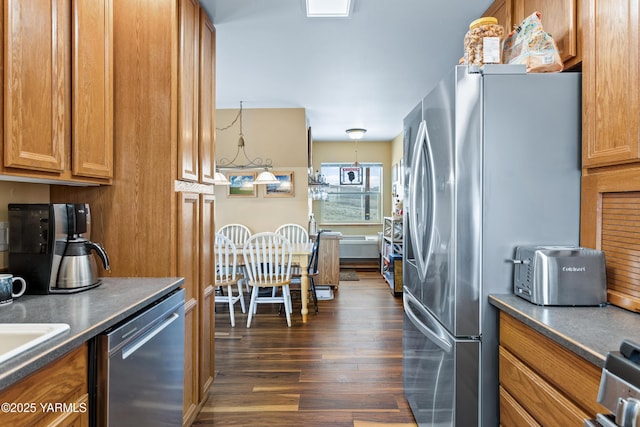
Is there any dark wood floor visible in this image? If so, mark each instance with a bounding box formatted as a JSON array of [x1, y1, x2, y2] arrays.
[[193, 270, 417, 426]]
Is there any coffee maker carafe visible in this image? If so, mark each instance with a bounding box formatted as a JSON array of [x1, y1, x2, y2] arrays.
[[8, 203, 110, 294]]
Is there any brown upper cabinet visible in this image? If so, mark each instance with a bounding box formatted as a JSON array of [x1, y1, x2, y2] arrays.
[[484, 0, 513, 35], [2, 0, 113, 184], [582, 0, 640, 168], [512, 0, 580, 68], [178, 0, 216, 184], [198, 11, 216, 184], [483, 0, 581, 70]]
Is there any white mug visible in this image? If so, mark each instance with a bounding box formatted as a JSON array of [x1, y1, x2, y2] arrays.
[[0, 274, 27, 305]]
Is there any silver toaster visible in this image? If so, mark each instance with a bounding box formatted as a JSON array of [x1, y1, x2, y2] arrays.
[[512, 245, 607, 306]]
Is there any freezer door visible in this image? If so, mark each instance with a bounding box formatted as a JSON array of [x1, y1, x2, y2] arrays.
[[403, 290, 480, 426], [417, 68, 481, 335]]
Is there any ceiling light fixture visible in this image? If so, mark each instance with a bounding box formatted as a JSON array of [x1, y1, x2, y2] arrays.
[[306, 0, 353, 17], [216, 101, 274, 176], [346, 128, 366, 167], [346, 128, 366, 140]]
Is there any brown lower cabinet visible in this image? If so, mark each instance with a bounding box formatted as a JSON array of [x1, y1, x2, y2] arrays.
[[498, 312, 606, 426], [0, 344, 88, 427]]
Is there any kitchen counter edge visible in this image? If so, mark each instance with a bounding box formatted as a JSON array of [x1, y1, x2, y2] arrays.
[[489, 294, 640, 368], [0, 277, 184, 390]]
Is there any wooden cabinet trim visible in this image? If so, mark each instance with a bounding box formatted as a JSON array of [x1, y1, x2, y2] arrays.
[[4, 0, 69, 173], [582, 0, 640, 167], [581, 169, 640, 312], [198, 12, 215, 184], [72, 0, 114, 179], [499, 312, 606, 416], [499, 346, 591, 425], [0, 344, 88, 426], [177, 0, 200, 182]]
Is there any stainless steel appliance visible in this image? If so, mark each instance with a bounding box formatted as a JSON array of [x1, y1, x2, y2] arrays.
[[8, 203, 110, 294], [585, 340, 640, 427], [402, 65, 582, 426], [96, 288, 185, 427], [513, 245, 607, 306]]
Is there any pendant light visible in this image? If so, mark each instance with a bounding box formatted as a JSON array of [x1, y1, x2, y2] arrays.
[[216, 101, 275, 182]]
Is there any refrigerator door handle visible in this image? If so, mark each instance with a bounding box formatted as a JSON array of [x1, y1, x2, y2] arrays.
[[409, 120, 437, 282], [404, 291, 452, 353]]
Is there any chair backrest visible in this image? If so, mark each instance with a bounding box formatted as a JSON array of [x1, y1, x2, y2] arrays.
[[243, 232, 292, 285], [275, 223, 309, 243], [308, 231, 321, 274], [218, 224, 252, 246], [214, 233, 237, 284]]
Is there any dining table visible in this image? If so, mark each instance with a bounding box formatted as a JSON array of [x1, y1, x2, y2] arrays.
[[289, 241, 314, 323]]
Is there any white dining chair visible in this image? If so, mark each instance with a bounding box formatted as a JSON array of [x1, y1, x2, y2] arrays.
[[218, 223, 252, 246], [275, 223, 309, 243], [243, 232, 293, 328], [214, 234, 246, 327], [218, 224, 252, 293]]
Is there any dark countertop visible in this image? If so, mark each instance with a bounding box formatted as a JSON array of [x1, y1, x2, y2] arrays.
[[0, 277, 183, 390], [489, 294, 640, 368]]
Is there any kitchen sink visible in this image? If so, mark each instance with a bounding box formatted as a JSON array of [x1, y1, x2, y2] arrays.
[[0, 323, 70, 364]]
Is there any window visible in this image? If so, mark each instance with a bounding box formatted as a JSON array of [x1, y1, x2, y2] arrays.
[[317, 162, 382, 224]]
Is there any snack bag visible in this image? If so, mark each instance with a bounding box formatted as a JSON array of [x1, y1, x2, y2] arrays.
[[503, 11, 563, 72]]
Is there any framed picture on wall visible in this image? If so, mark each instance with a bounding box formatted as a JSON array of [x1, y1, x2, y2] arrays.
[[264, 171, 294, 197], [227, 172, 257, 197], [340, 166, 362, 185]]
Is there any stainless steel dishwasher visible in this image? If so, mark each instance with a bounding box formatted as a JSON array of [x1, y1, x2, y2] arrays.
[[96, 288, 185, 426]]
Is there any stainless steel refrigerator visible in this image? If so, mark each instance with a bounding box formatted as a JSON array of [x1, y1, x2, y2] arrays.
[[402, 65, 582, 426]]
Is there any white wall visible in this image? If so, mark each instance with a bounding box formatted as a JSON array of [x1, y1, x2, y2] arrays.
[[214, 107, 310, 234]]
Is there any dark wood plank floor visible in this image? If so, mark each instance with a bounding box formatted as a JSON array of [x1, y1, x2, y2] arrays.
[[193, 270, 417, 426]]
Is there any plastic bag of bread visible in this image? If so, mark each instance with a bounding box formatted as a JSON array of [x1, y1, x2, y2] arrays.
[[503, 11, 563, 72]]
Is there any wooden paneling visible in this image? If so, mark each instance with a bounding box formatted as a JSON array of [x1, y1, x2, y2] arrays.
[[484, 0, 513, 34], [512, 0, 578, 64], [194, 271, 416, 426], [72, 0, 113, 179], [178, 0, 200, 182], [499, 312, 606, 421], [582, 0, 640, 167], [601, 192, 640, 309], [581, 168, 640, 312], [316, 235, 340, 286], [199, 194, 215, 399], [499, 346, 590, 425], [198, 12, 215, 184], [4, 0, 70, 172], [499, 386, 541, 427], [0, 344, 88, 427]]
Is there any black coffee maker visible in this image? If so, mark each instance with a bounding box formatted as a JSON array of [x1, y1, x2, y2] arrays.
[[8, 203, 110, 294]]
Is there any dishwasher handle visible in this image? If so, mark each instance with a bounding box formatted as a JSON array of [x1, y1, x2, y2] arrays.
[[121, 312, 180, 360]]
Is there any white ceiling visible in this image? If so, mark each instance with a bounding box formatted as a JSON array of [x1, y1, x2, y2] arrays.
[[200, 0, 494, 142]]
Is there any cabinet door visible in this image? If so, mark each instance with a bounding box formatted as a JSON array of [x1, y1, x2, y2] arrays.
[[199, 194, 215, 399], [484, 0, 512, 34], [581, 168, 640, 312], [178, 0, 200, 182], [72, 0, 113, 179], [4, 0, 70, 172], [582, 0, 640, 167], [199, 12, 215, 184], [177, 191, 200, 425], [512, 0, 578, 65]]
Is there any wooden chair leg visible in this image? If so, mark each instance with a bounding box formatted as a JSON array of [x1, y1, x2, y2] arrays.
[[247, 286, 259, 328], [226, 284, 236, 327], [283, 285, 292, 327]]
